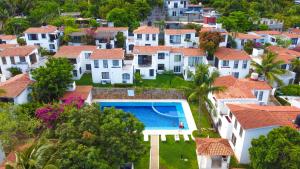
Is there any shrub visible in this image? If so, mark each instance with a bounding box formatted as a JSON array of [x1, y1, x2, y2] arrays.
[[112, 83, 134, 88], [7, 67, 22, 76], [279, 85, 300, 96]]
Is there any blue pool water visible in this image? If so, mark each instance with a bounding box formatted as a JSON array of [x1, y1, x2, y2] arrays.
[[100, 102, 189, 130]]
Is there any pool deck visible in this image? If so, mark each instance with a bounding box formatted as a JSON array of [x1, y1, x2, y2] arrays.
[[93, 99, 197, 136]]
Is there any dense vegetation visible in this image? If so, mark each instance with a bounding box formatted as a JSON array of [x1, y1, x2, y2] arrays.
[[278, 85, 300, 96]]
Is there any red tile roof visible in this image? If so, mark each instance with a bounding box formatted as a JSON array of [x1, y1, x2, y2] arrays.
[[266, 46, 300, 63], [0, 46, 37, 57], [0, 74, 33, 98], [0, 44, 18, 50], [282, 32, 300, 38], [96, 27, 128, 33], [62, 86, 92, 100], [227, 104, 300, 129], [54, 45, 97, 58], [24, 25, 58, 33], [214, 47, 251, 60], [133, 46, 206, 56], [0, 35, 17, 40], [199, 27, 228, 35], [288, 28, 300, 34], [253, 31, 281, 35], [213, 75, 272, 99], [133, 26, 159, 34], [195, 138, 234, 156], [165, 29, 195, 35], [234, 33, 261, 40], [90, 48, 124, 60]]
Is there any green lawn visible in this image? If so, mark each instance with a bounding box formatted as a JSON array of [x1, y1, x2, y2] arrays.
[[160, 136, 198, 169], [75, 73, 112, 87], [135, 142, 150, 169]]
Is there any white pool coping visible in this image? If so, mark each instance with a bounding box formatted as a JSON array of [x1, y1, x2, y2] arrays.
[[93, 99, 197, 136]]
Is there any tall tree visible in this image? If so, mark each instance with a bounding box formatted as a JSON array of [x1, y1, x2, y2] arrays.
[[3, 18, 30, 35], [249, 127, 300, 169], [199, 31, 223, 58], [31, 58, 73, 103], [218, 11, 253, 32], [251, 52, 286, 86]]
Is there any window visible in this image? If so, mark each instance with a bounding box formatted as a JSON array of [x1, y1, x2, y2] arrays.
[[102, 72, 109, 79], [10, 57, 15, 64], [41, 34, 46, 39], [234, 60, 239, 69], [79, 67, 82, 74], [174, 66, 181, 73], [86, 64, 91, 70], [174, 55, 181, 62], [291, 38, 298, 45], [28, 34, 38, 40], [149, 69, 154, 76], [129, 44, 134, 51], [84, 53, 91, 59], [137, 34, 142, 39], [138, 55, 152, 66], [239, 127, 244, 137], [158, 53, 165, 59], [1, 57, 7, 64], [281, 64, 287, 70], [72, 70, 77, 77], [242, 60, 248, 69], [188, 57, 202, 67], [49, 44, 55, 50], [229, 112, 233, 119], [255, 91, 258, 98], [68, 58, 77, 64], [152, 34, 156, 41], [146, 34, 150, 41], [158, 64, 165, 70], [103, 60, 108, 68], [174, 2, 178, 8], [20, 57, 26, 63], [217, 119, 222, 127], [170, 35, 181, 44], [185, 34, 191, 40], [222, 60, 229, 67], [112, 60, 119, 67], [258, 91, 263, 101], [122, 73, 130, 80], [232, 72, 239, 78], [231, 134, 237, 146], [94, 60, 99, 68], [234, 119, 237, 129]]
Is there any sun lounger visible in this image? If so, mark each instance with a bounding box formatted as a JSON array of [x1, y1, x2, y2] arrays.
[[175, 134, 180, 141], [144, 134, 149, 141], [161, 134, 166, 141], [184, 134, 189, 141]]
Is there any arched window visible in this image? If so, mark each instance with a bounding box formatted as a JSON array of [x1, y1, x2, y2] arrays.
[[122, 73, 130, 80]]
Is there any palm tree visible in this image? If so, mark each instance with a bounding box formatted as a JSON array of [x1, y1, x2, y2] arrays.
[[185, 64, 225, 124], [251, 52, 286, 86], [291, 58, 300, 84], [7, 139, 58, 169]]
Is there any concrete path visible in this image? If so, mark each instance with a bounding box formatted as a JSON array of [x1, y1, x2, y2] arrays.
[[149, 135, 159, 169]]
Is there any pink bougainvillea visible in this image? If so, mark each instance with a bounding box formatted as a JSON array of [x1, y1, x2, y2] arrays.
[[35, 96, 85, 128]]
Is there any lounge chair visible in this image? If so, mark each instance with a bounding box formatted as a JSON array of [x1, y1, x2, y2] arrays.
[[184, 134, 189, 141], [144, 134, 149, 141], [161, 134, 166, 142], [175, 134, 180, 141]]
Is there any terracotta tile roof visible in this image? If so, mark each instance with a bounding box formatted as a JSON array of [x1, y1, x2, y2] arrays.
[[90, 48, 124, 60], [266, 46, 300, 63], [227, 104, 300, 129], [253, 30, 281, 35], [0, 35, 17, 40], [133, 26, 159, 34], [0, 46, 37, 57], [24, 25, 58, 33], [0, 44, 18, 50], [54, 45, 97, 58], [199, 27, 228, 35], [133, 46, 206, 56], [214, 47, 251, 60], [234, 33, 261, 40], [0, 74, 33, 98], [213, 75, 272, 99], [288, 28, 300, 34], [281, 32, 300, 38], [62, 85, 92, 100], [165, 29, 195, 35], [195, 138, 234, 156], [96, 27, 128, 33]]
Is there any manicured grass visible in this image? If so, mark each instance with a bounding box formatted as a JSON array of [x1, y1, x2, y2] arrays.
[[137, 74, 191, 89], [135, 142, 150, 169], [75, 73, 112, 87], [160, 135, 198, 169]]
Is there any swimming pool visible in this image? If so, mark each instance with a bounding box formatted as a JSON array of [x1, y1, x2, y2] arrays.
[[100, 102, 189, 130]]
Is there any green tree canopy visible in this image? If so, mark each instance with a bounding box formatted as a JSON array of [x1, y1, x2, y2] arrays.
[[106, 8, 139, 31], [31, 58, 74, 103], [3, 18, 30, 35], [249, 127, 300, 169], [218, 11, 253, 32]]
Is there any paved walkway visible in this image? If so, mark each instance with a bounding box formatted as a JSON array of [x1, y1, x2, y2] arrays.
[[150, 135, 159, 169]]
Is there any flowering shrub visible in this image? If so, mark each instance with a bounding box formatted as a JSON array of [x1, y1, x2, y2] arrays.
[[35, 96, 85, 128], [254, 42, 263, 49]]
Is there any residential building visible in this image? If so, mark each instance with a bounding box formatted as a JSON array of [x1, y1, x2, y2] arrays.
[[199, 27, 228, 47], [0, 46, 41, 78], [133, 46, 207, 79], [217, 104, 300, 164], [164, 29, 197, 48], [195, 138, 233, 169], [94, 27, 129, 50], [0, 35, 17, 44], [257, 18, 284, 31], [133, 26, 159, 47], [91, 48, 133, 84], [248, 30, 282, 45], [68, 28, 90, 46], [54, 45, 97, 80], [232, 33, 262, 50], [0, 73, 33, 104], [280, 32, 300, 48], [182, 4, 203, 22], [24, 25, 61, 52], [165, 0, 189, 20], [61, 84, 93, 104], [213, 47, 251, 78]]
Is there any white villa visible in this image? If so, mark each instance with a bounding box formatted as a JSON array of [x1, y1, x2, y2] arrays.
[[212, 47, 251, 79], [165, 0, 189, 19], [133, 26, 159, 47], [248, 30, 282, 45], [232, 33, 262, 50], [133, 46, 207, 80], [164, 29, 197, 48], [0, 35, 17, 44], [94, 27, 129, 50], [0, 46, 41, 78], [0, 73, 33, 104], [24, 25, 62, 52]]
